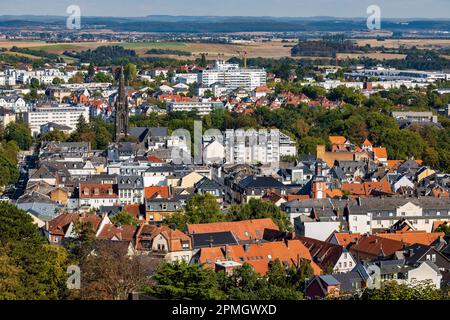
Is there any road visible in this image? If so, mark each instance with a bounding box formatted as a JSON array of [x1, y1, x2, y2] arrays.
[[4, 143, 38, 201]]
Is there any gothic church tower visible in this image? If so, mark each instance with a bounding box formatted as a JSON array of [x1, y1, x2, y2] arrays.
[[114, 66, 129, 142]]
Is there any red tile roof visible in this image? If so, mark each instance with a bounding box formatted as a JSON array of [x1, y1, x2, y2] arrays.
[[349, 235, 405, 259], [198, 240, 321, 275], [327, 231, 361, 248], [187, 218, 279, 242], [80, 184, 118, 199], [375, 231, 445, 246], [144, 186, 171, 199]]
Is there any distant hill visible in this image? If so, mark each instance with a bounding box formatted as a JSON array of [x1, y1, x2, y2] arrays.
[[0, 15, 449, 33]]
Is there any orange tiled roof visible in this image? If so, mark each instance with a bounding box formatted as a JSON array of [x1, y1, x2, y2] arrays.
[[373, 147, 388, 160], [47, 212, 79, 236], [432, 220, 448, 232], [342, 181, 392, 196], [341, 183, 365, 196], [254, 86, 271, 93], [135, 224, 191, 251], [326, 189, 343, 198], [349, 235, 405, 259], [147, 155, 164, 163], [431, 187, 449, 198], [376, 231, 444, 246], [187, 218, 279, 241], [144, 186, 170, 199], [80, 184, 118, 199], [328, 232, 361, 248], [285, 195, 311, 201], [97, 224, 137, 241], [329, 136, 347, 145], [123, 204, 143, 220], [362, 139, 373, 146], [198, 240, 321, 275]]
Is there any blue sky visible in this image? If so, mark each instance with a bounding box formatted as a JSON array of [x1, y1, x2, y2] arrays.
[[0, 0, 449, 18]]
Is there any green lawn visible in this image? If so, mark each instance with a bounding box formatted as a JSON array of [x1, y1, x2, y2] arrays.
[[31, 44, 79, 51]]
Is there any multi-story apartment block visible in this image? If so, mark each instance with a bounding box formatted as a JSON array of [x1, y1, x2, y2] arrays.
[[24, 104, 90, 136], [201, 60, 266, 92], [225, 129, 296, 165], [168, 100, 224, 116], [227, 129, 274, 165]]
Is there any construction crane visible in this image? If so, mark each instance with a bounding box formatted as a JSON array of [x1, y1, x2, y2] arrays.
[[236, 50, 248, 68]]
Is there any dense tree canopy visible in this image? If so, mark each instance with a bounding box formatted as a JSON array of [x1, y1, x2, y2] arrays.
[[0, 202, 70, 299]]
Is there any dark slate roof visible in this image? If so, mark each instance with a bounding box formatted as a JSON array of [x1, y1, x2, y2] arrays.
[[332, 271, 365, 293], [330, 166, 346, 180], [238, 176, 285, 189], [191, 231, 239, 249], [195, 177, 223, 191], [319, 275, 340, 286], [118, 175, 144, 188]]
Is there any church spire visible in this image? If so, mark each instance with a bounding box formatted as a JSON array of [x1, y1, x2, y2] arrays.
[[114, 66, 129, 142]]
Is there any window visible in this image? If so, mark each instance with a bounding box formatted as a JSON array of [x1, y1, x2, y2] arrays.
[[425, 219, 429, 224], [353, 216, 358, 221], [432, 254, 436, 262]]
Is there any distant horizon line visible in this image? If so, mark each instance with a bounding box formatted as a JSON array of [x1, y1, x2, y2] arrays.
[[1, 14, 450, 20]]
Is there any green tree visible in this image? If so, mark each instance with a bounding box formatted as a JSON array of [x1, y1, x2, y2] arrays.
[[165, 193, 224, 231], [30, 77, 40, 89], [227, 199, 293, 232], [110, 211, 136, 227], [0, 202, 70, 299], [40, 129, 68, 142], [359, 281, 445, 300], [149, 261, 223, 300], [124, 63, 137, 85], [88, 63, 96, 80], [4, 122, 33, 150]]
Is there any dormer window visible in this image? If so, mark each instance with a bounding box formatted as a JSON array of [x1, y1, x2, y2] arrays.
[[83, 188, 89, 195], [108, 188, 113, 195], [94, 188, 100, 195]]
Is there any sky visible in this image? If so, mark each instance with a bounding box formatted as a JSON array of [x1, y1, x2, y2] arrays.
[[0, 0, 449, 18]]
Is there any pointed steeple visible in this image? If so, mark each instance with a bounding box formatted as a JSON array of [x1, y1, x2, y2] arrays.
[[118, 66, 125, 100], [114, 65, 129, 142]]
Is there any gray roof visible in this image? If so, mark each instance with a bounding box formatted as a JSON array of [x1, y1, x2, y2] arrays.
[[332, 271, 365, 293], [118, 175, 144, 189], [283, 197, 450, 219], [238, 175, 285, 189], [319, 275, 340, 286]]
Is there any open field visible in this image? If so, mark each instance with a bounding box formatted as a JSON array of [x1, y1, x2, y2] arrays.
[[3, 39, 442, 61], [0, 40, 293, 59], [1, 51, 41, 60], [337, 52, 407, 60], [355, 39, 450, 49]]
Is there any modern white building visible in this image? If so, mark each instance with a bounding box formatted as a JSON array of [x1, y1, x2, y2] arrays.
[[172, 73, 200, 84], [201, 60, 266, 92], [168, 100, 224, 116], [24, 104, 90, 136], [225, 129, 284, 165]]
